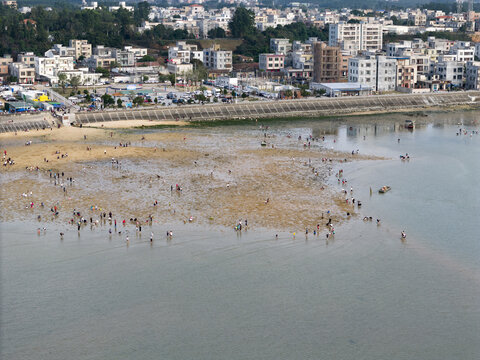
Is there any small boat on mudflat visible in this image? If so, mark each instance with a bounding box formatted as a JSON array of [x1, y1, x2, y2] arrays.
[[405, 119, 415, 129], [379, 186, 391, 193], [260, 141, 267, 147]]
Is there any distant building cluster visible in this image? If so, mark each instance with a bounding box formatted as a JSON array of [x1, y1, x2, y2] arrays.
[[4, 2, 480, 95]]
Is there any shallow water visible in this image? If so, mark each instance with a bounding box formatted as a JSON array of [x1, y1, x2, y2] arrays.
[[1, 111, 479, 360]]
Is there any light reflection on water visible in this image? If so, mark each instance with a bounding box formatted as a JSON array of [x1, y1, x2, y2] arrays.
[[1, 111, 479, 360]]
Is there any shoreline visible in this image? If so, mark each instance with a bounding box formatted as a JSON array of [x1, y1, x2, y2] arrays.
[[0, 123, 379, 232], [1, 101, 478, 136]]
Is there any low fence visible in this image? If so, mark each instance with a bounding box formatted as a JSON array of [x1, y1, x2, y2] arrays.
[[75, 91, 480, 125]]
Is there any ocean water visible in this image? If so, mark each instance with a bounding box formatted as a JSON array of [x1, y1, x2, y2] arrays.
[[1, 111, 479, 360]]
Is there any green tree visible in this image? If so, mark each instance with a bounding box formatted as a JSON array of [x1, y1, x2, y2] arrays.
[[133, 96, 144, 106], [195, 93, 207, 101], [207, 27, 226, 39], [101, 94, 114, 107], [134, 1, 150, 25], [58, 73, 67, 91], [95, 67, 110, 78], [228, 7, 255, 38], [70, 76, 81, 92], [109, 61, 120, 69], [139, 55, 156, 62], [350, 9, 364, 16], [117, 98, 123, 108], [142, 75, 149, 82]]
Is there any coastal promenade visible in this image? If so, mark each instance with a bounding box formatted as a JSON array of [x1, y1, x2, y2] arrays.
[[2, 91, 480, 133], [75, 91, 480, 125]]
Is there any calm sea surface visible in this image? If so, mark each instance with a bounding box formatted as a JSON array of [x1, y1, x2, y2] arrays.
[[1, 111, 479, 359]]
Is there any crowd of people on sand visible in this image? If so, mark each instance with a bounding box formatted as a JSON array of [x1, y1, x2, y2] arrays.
[[7, 124, 421, 245], [3, 150, 15, 166]]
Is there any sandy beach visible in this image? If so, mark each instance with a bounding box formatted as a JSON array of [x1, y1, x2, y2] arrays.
[[1, 123, 382, 231]]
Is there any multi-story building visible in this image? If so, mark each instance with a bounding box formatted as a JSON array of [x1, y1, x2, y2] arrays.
[[49, 44, 76, 58], [449, 46, 475, 62], [17, 52, 36, 68], [329, 22, 383, 55], [2, 0, 17, 9], [348, 55, 377, 90], [435, 60, 464, 88], [396, 58, 417, 90], [313, 42, 343, 83], [270, 39, 291, 55], [123, 46, 148, 60], [259, 54, 285, 72], [386, 41, 412, 57], [85, 55, 116, 70], [408, 11, 427, 26], [8, 62, 35, 83], [168, 41, 197, 64], [0, 55, 13, 81], [109, 1, 133, 12], [376, 56, 397, 92], [93, 45, 114, 57], [69, 40, 92, 60], [57, 68, 102, 86], [35, 55, 75, 81], [112, 49, 135, 67], [203, 46, 232, 71], [465, 61, 480, 90]]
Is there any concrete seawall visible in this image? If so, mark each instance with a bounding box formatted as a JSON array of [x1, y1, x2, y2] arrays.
[[0, 113, 56, 133], [75, 92, 480, 125], [2, 92, 479, 133]]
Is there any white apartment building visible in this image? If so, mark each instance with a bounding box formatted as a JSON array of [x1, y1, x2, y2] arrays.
[[112, 49, 135, 67], [123, 46, 148, 60], [449, 46, 475, 62], [35, 55, 74, 80], [168, 42, 202, 63], [259, 54, 285, 71], [56, 68, 102, 86], [435, 61, 464, 87], [376, 56, 397, 92], [81, 1, 98, 10], [386, 41, 412, 57], [329, 22, 383, 55], [109, 1, 133, 12], [348, 55, 377, 90], [465, 61, 480, 90], [319, 11, 339, 25], [203, 47, 232, 71], [168, 46, 191, 64], [168, 42, 195, 64], [49, 44, 76, 58]]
